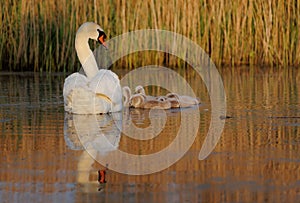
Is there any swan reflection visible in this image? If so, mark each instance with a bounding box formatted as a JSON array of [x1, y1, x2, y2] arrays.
[[64, 105, 203, 177], [64, 112, 122, 193], [64, 112, 122, 154]]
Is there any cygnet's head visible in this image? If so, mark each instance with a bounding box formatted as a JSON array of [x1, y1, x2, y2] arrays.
[[166, 92, 180, 100], [156, 96, 167, 101], [130, 94, 145, 108], [135, 85, 146, 95]]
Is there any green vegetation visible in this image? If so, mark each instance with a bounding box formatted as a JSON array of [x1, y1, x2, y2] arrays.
[[0, 0, 299, 71]]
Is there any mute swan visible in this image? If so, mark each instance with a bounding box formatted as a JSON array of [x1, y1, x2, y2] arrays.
[[130, 94, 171, 109], [135, 85, 199, 108], [157, 96, 180, 108], [63, 22, 122, 114], [134, 85, 157, 100], [166, 93, 200, 108], [123, 86, 171, 109]]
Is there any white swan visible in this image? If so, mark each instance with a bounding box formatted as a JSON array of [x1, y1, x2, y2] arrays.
[[63, 22, 122, 114]]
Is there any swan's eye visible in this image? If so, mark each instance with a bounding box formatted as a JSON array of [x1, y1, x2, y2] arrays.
[[97, 29, 106, 39]]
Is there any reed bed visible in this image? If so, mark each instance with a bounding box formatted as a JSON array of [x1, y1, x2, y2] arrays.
[[0, 0, 299, 71]]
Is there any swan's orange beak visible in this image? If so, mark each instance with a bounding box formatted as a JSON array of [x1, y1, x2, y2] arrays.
[[98, 35, 107, 49]]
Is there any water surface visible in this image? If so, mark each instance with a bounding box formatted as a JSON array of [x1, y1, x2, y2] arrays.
[[0, 68, 299, 202]]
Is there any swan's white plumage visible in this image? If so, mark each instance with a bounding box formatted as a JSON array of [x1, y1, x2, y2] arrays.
[[63, 22, 122, 114]]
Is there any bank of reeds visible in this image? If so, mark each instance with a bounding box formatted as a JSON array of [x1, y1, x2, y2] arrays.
[[0, 0, 299, 71]]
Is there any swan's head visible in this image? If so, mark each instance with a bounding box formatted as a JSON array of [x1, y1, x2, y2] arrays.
[[77, 22, 107, 48]]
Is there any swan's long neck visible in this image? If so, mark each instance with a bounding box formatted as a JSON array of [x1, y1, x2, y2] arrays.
[[75, 33, 99, 79]]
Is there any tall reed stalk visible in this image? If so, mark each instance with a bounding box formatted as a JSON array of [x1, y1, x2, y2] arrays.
[[0, 0, 299, 71]]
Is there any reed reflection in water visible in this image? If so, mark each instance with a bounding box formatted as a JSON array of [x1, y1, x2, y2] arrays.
[[0, 68, 299, 202]]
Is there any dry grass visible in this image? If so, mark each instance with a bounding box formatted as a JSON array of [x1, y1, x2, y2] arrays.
[[0, 0, 299, 71]]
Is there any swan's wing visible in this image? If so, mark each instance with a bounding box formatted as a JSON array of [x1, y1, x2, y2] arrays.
[[89, 70, 123, 112], [89, 70, 121, 96], [63, 73, 88, 98], [65, 87, 113, 114]]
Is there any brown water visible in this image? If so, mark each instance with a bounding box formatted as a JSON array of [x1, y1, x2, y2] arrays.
[[0, 68, 299, 203]]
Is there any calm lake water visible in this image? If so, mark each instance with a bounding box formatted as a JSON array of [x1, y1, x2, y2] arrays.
[[0, 67, 299, 202]]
